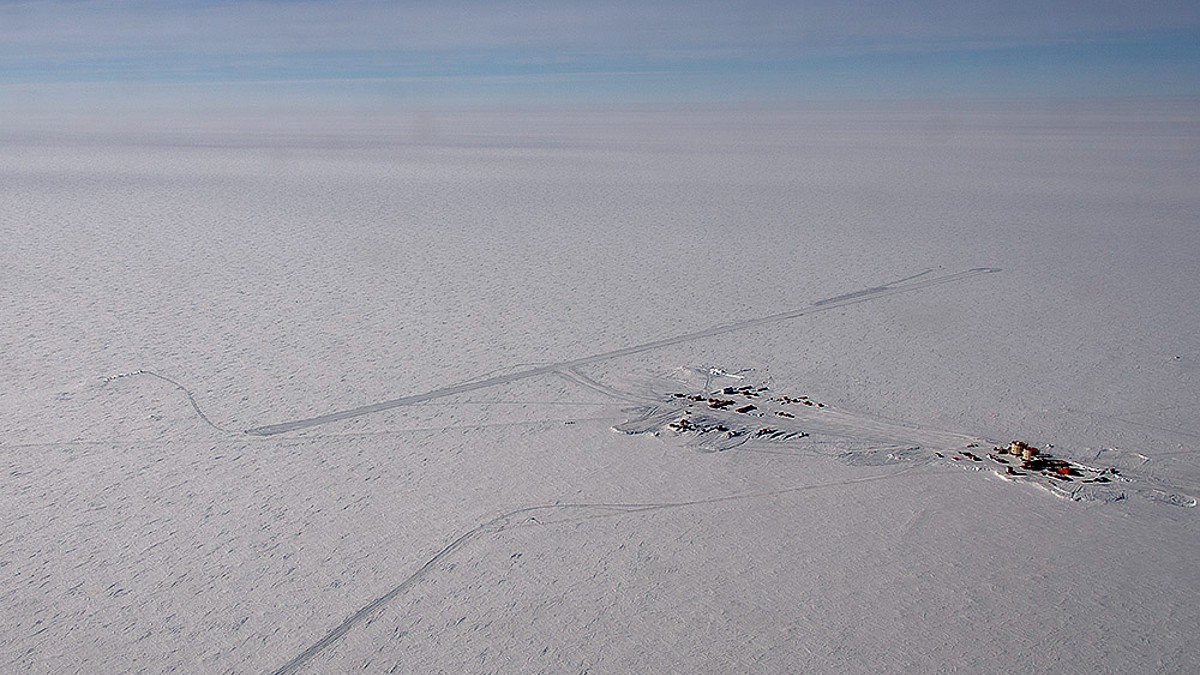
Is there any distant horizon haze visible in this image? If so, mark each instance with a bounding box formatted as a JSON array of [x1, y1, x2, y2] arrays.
[[2, 0, 1198, 127]]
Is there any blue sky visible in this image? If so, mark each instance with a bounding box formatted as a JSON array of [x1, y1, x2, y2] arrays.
[[3, 0, 1199, 119]]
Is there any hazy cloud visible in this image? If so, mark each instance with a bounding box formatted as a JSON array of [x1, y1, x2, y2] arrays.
[[2, 0, 1197, 114], [4, 0, 1198, 72]]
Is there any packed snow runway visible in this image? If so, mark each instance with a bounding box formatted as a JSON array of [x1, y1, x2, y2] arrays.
[[245, 266, 999, 437], [3, 109, 1199, 673]]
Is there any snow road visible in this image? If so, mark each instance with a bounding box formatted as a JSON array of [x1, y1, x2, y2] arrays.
[[246, 267, 999, 436]]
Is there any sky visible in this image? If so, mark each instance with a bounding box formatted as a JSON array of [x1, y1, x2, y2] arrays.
[[2, 0, 1199, 123]]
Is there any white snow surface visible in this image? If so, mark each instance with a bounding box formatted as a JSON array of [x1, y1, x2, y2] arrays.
[[3, 108, 1200, 673]]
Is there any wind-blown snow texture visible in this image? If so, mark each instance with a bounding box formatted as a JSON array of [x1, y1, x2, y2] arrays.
[[3, 109, 1199, 673]]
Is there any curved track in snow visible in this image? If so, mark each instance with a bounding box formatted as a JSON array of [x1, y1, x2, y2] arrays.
[[268, 467, 919, 675]]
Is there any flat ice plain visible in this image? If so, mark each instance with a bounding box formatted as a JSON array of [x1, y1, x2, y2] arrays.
[[3, 108, 1199, 673]]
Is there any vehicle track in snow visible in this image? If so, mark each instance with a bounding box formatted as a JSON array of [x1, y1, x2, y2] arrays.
[[96, 369, 242, 435], [554, 366, 660, 404], [246, 267, 1000, 436], [268, 466, 920, 675]]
